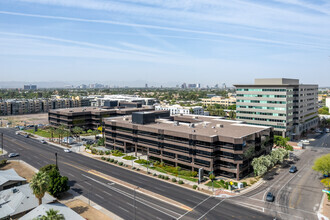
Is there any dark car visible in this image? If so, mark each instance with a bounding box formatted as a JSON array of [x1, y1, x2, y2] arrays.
[[24, 134, 29, 138], [266, 192, 275, 202], [8, 153, 20, 158], [289, 166, 297, 173], [40, 140, 47, 144]]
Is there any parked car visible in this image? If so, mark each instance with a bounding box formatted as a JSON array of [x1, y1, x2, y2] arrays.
[[266, 192, 275, 202], [40, 140, 47, 144], [315, 129, 323, 133], [289, 166, 297, 173], [8, 153, 20, 158], [301, 139, 309, 143], [64, 149, 71, 153], [326, 128, 330, 133], [24, 134, 29, 138]]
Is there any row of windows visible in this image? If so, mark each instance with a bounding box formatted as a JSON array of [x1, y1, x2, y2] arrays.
[[237, 100, 286, 104], [237, 105, 286, 111], [236, 94, 286, 98], [236, 88, 286, 92], [237, 116, 286, 123], [248, 123, 286, 129], [237, 111, 286, 117]]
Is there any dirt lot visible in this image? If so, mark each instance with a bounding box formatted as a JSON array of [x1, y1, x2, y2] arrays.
[[65, 199, 112, 220], [0, 160, 36, 182], [0, 113, 49, 127]]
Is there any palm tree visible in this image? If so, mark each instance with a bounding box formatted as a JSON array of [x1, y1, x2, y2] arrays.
[[49, 127, 55, 142], [30, 171, 50, 205], [72, 126, 83, 141], [34, 209, 65, 220]]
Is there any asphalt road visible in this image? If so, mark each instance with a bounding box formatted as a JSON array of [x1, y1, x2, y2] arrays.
[[0, 128, 274, 219]]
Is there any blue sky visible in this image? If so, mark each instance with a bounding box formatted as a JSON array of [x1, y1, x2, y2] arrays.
[[0, 0, 330, 87]]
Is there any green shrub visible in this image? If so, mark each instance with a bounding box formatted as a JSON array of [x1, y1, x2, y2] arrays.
[[234, 182, 238, 186], [123, 155, 137, 160], [220, 179, 225, 184], [178, 180, 184, 184], [193, 185, 198, 190], [101, 157, 106, 160], [112, 150, 125, 157], [161, 176, 165, 179], [153, 173, 157, 176], [98, 150, 104, 155], [114, 160, 118, 164], [118, 162, 123, 166], [137, 168, 140, 171], [135, 159, 151, 165], [158, 174, 162, 178], [110, 158, 114, 162], [172, 178, 177, 182], [0, 159, 8, 166], [107, 158, 111, 162], [242, 182, 247, 187], [105, 150, 111, 155], [132, 167, 136, 170], [91, 148, 97, 154], [164, 176, 169, 180]]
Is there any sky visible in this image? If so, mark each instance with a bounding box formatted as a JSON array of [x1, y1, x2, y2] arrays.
[[0, 0, 330, 87]]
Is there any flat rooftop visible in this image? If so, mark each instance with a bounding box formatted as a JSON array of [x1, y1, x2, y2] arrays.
[[49, 106, 154, 114], [105, 114, 271, 139]]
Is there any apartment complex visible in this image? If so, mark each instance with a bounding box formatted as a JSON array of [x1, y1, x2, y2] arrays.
[[155, 104, 205, 116], [235, 78, 318, 138], [104, 112, 273, 180], [49, 106, 154, 130], [0, 97, 92, 116], [202, 96, 236, 107]]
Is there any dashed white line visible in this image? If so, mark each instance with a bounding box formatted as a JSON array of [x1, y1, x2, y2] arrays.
[[95, 193, 104, 200], [103, 191, 113, 197], [118, 206, 129, 213]]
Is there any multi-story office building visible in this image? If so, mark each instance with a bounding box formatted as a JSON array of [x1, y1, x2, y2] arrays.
[[49, 106, 154, 130], [90, 95, 156, 107], [155, 105, 205, 116], [235, 78, 318, 138], [23, 85, 37, 90], [201, 96, 236, 107], [104, 112, 273, 180]]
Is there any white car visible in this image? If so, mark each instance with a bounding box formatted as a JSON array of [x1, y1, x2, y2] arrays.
[[301, 140, 309, 143], [64, 149, 71, 153]]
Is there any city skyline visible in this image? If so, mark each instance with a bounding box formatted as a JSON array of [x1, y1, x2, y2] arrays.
[[0, 0, 330, 86]]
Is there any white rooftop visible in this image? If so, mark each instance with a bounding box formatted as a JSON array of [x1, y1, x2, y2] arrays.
[[0, 169, 26, 187]]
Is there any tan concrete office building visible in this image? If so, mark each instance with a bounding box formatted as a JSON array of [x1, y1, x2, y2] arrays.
[[201, 96, 236, 106], [235, 78, 318, 138]]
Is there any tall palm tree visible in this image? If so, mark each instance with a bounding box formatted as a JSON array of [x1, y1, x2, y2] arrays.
[[49, 127, 55, 142], [72, 126, 83, 141], [30, 171, 50, 205], [34, 209, 65, 220]]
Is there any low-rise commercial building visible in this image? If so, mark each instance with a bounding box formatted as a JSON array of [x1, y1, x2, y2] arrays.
[[90, 95, 156, 107], [202, 96, 236, 107], [155, 104, 205, 116], [49, 105, 154, 130], [104, 112, 273, 180]]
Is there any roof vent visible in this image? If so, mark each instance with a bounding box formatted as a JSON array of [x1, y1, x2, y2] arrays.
[[216, 124, 224, 128], [123, 117, 129, 121], [189, 123, 195, 128], [212, 126, 215, 129], [174, 121, 179, 126]]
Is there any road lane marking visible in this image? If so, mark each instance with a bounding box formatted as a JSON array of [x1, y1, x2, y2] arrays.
[[103, 191, 113, 197], [177, 196, 213, 219], [95, 193, 105, 200], [197, 199, 226, 220], [81, 174, 182, 219], [118, 206, 129, 213]]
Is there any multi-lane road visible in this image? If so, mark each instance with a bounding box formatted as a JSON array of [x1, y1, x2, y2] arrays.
[[1, 127, 329, 220]]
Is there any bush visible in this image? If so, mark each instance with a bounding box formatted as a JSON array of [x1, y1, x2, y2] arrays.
[[123, 155, 137, 160], [193, 185, 198, 190], [0, 159, 7, 167], [172, 178, 177, 182], [98, 150, 104, 155], [132, 167, 136, 170], [234, 182, 238, 186], [135, 159, 151, 165], [118, 162, 123, 166], [107, 158, 111, 162], [112, 150, 124, 157], [178, 180, 184, 184], [91, 148, 97, 154], [125, 164, 128, 167], [153, 173, 157, 176], [158, 174, 162, 178], [242, 182, 247, 187], [164, 176, 169, 180], [137, 168, 140, 171], [114, 160, 118, 164], [110, 158, 114, 162], [101, 157, 106, 160], [147, 171, 151, 174], [161, 176, 165, 179], [105, 150, 111, 155]]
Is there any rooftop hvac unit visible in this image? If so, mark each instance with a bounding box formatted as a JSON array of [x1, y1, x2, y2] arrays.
[[123, 117, 129, 121], [216, 124, 224, 128], [189, 123, 195, 128], [174, 121, 179, 126]]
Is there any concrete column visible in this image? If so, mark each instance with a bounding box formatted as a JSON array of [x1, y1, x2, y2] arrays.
[[135, 144, 137, 157], [236, 164, 240, 180]]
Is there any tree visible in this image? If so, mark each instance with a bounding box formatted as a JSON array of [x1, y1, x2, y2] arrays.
[[40, 164, 70, 198], [72, 126, 83, 141], [251, 157, 267, 176], [321, 178, 330, 189], [30, 171, 50, 205], [49, 127, 55, 142], [313, 154, 330, 176], [34, 208, 65, 220], [91, 129, 99, 139], [209, 174, 215, 181]]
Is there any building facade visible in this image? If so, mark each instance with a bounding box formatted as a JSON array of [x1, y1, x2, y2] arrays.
[[202, 96, 236, 107], [155, 104, 205, 116], [104, 112, 273, 180], [235, 78, 318, 138]]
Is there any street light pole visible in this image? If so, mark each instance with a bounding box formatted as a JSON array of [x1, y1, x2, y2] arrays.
[[1, 133, 3, 154], [55, 152, 58, 168]]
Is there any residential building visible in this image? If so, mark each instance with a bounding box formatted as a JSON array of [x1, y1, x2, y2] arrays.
[[235, 78, 318, 138], [155, 104, 205, 116], [202, 96, 236, 107], [49, 105, 154, 130], [0, 169, 26, 191], [21, 203, 85, 220], [0, 184, 55, 219], [104, 112, 273, 180]]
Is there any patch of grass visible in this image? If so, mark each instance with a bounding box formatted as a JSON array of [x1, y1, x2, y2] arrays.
[[111, 150, 125, 157], [122, 155, 136, 160], [26, 129, 59, 138]]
